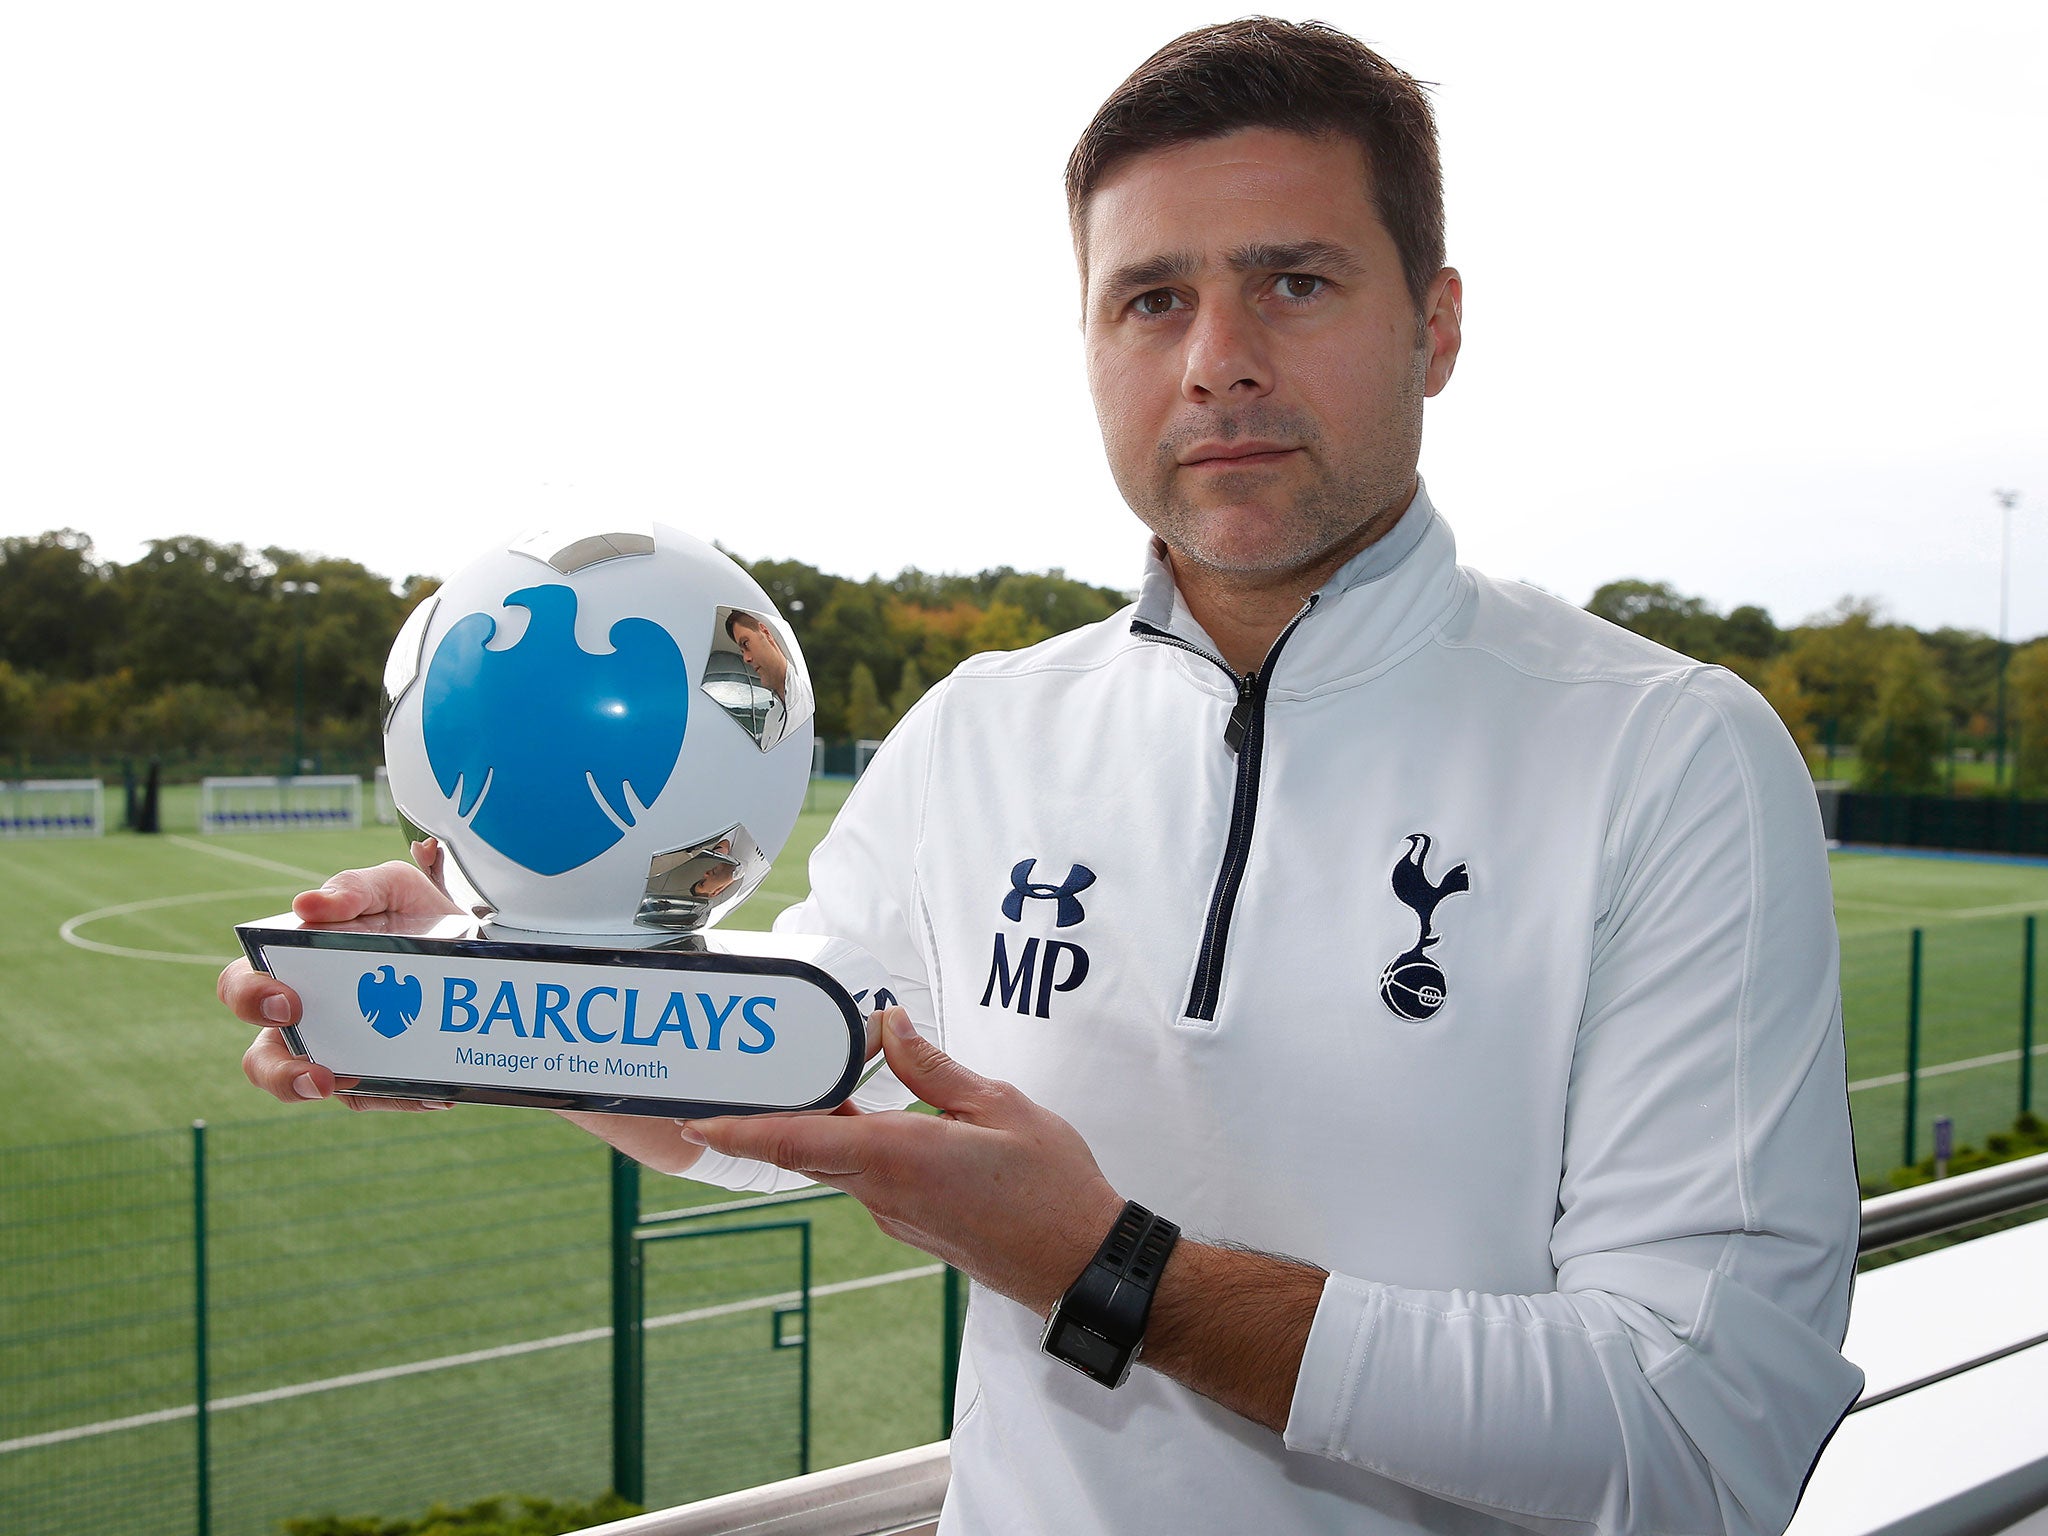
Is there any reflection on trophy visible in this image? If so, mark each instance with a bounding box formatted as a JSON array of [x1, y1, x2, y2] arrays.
[[236, 520, 884, 1119], [707, 608, 815, 752]]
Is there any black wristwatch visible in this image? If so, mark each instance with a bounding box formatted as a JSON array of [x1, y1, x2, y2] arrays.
[[1040, 1201, 1180, 1388]]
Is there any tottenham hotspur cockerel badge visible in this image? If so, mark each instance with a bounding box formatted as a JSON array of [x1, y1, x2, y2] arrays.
[[1378, 833, 1470, 1021]]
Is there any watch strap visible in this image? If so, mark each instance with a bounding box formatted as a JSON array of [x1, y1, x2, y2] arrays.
[[1041, 1200, 1181, 1388]]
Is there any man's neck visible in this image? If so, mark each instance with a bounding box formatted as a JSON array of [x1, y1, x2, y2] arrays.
[[1170, 490, 1414, 676], [1171, 562, 1317, 677]]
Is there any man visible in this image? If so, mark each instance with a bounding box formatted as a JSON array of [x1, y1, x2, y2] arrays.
[[224, 19, 1862, 1534], [725, 607, 810, 748]]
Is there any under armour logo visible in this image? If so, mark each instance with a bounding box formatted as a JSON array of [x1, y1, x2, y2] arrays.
[[1000, 859, 1096, 928]]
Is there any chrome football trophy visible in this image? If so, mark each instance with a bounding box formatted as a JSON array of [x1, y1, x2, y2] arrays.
[[235, 522, 882, 1119]]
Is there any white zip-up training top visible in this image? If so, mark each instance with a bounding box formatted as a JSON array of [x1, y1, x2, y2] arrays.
[[685, 490, 1864, 1536]]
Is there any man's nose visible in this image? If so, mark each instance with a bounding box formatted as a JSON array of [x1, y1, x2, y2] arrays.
[[1179, 300, 1273, 403]]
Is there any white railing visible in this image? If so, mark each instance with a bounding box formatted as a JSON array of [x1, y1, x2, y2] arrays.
[[595, 1156, 2048, 1536], [583, 1442, 947, 1536]]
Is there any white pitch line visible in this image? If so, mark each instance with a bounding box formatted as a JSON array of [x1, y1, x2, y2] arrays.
[[1949, 899, 2048, 920], [1849, 1043, 2048, 1094], [57, 886, 296, 967], [1835, 897, 2048, 920], [0, 1263, 943, 1456], [166, 834, 326, 883]]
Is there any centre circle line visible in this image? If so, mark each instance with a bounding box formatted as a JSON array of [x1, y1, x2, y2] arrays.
[[59, 886, 298, 966]]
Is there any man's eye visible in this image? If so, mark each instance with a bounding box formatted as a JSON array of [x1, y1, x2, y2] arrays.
[[1275, 274, 1325, 301], [1132, 289, 1184, 317]]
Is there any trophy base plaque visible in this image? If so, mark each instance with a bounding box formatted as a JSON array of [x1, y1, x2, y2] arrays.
[[237, 913, 882, 1119]]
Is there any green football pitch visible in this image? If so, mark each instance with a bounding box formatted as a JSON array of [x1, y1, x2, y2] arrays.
[[1, 791, 2045, 1532], [2, 787, 2041, 1165]]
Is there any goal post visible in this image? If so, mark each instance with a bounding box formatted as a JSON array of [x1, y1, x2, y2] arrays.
[[372, 766, 398, 826], [200, 775, 363, 834], [0, 779, 105, 838], [854, 739, 884, 779]]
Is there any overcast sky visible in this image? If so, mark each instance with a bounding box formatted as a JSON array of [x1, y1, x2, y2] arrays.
[[4, 2, 2044, 638]]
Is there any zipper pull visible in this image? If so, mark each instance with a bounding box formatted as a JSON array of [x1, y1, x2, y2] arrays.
[[1224, 674, 1256, 754]]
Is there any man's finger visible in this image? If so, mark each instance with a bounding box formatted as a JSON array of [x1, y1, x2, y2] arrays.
[[242, 1031, 334, 1103], [678, 1110, 877, 1178], [877, 1008, 995, 1114], [240, 1033, 449, 1112], [218, 958, 301, 1028], [289, 861, 457, 926], [289, 867, 385, 924]]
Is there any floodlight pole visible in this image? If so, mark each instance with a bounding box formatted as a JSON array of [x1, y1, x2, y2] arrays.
[[1993, 491, 2018, 789], [279, 580, 321, 774]]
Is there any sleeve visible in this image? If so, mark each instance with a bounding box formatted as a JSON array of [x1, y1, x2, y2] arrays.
[[1283, 670, 1865, 1536], [676, 687, 944, 1193]]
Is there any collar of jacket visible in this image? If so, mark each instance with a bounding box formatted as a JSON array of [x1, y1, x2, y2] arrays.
[[1127, 481, 1467, 697]]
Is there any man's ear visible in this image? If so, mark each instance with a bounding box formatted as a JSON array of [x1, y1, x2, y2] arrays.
[[1422, 268, 1462, 397]]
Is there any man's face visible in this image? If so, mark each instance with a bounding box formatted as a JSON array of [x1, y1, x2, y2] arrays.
[[733, 620, 787, 697], [1080, 127, 1460, 584]]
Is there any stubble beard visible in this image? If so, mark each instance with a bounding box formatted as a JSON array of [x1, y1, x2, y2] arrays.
[[1122, 368, 1427, 589]]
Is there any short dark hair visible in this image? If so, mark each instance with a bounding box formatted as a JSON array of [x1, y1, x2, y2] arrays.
[[724, 609, 765, 642], [1065, 18, 1444, 311]]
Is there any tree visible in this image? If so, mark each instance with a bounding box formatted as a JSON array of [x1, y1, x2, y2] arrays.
[[1585, 579, 1722, 659], [739, 555, 841, 640], [1921, 627, 2005, 736], [844, 662, 893, 741], [1756, 656, 1818, 769], [259, 550, 413, 749], [1785, 597, 1893, 754], [30, 669, 139, 758], [1855, 636, 1948, 793], [1720, 605, 1783, 663], [967, 601, 1051, 655], [2010, 639, 2048, 797], [891, 657, 928, 721], [806, 583, 896, 735], [0, 660, 32, 754], [988, 570, 1126, 634], [109, 537, 271, 693], [0, 530, 114, 678]]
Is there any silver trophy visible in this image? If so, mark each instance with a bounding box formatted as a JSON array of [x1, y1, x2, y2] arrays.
[[237, 521, 882, 1119]]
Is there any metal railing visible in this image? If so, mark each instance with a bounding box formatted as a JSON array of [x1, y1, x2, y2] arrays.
[[599, 1152, 2048, 1536], [585, 1443, 947, 1536], [1856, 1148, 2048, 1253]]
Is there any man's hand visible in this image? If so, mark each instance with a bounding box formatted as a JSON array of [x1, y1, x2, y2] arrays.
[[217, 847, 463, 1113], [680, 1009, 1125, 1316], [680, 1010, 1322, 1429]]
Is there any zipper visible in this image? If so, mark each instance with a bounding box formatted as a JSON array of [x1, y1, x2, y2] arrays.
[[1131, 595, 1317, 1020]]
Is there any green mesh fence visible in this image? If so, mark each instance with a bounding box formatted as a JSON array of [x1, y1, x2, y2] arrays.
[[0, 1111, 864, 1536], [1844, 915, 2042, 1182], [639, 1221, 810, 1511], [4, 910, 2040, 1532], [203, 1111, 613, 1533], [0, 1128, 200, 1536], [1841, 923, 1912, 1181]]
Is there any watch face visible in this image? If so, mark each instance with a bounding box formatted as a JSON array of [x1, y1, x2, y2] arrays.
[[1051, 1319, 1124, 1379]]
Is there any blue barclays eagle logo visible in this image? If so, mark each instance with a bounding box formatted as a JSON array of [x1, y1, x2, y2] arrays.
[[421, 584, 689, 875], [358, 965, 423, 1038]]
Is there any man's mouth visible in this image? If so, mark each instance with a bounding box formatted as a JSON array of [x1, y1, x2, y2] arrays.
[[1178, 441, 1299, 469]]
